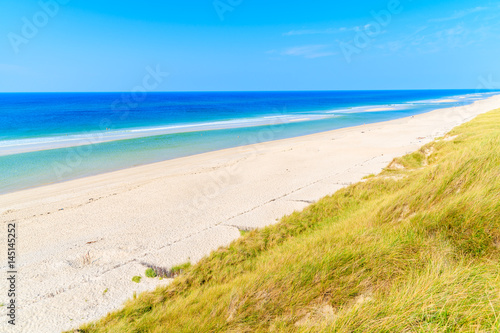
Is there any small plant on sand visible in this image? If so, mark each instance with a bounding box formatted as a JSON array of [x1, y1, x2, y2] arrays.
[[140, 261, 192, 278], [131, 276, 141, 283], [145, 268, 157, 278], [81, 250, 92, 266]]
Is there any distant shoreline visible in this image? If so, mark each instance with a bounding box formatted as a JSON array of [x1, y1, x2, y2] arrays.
[[1, 90, 497, 195], [0, 91, 487, 157]]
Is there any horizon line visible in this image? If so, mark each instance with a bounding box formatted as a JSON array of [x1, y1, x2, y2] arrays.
[[1, 88, 499, 94]]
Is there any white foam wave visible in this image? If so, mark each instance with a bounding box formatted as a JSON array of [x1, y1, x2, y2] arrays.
[[0, 113, 336, 156]]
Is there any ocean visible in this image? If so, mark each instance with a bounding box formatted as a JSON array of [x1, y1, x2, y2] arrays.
[[0, 90, 497, 194]]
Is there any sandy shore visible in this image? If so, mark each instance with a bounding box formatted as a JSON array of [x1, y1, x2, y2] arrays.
[[1, 94, 500, 332]]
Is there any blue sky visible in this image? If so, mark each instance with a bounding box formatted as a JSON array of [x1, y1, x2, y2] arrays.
[[1, 0, 499, 92]]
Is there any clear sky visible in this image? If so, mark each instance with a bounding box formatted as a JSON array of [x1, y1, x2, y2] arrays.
[[1, 0, 499, 92]]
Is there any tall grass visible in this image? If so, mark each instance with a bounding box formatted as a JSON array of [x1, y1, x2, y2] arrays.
[[78, 109, 500, 332]]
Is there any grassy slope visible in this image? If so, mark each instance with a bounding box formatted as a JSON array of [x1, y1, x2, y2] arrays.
[[80, 110, 500, 332]]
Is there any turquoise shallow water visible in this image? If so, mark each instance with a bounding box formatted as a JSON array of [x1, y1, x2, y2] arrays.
[[0, 90, 497, 194]]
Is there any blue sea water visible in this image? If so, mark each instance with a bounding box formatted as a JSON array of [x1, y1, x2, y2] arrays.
[[0, 90, 497, 194]]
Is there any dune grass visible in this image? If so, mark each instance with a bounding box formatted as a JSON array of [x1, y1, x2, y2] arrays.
[[78, 109, 500, 332]]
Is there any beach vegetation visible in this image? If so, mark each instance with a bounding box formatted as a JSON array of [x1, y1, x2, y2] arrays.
[[145, 268, 157, 278], [171, 262, 191, 275], [239, 229, 251, 236], [78, 109, 500, 332]]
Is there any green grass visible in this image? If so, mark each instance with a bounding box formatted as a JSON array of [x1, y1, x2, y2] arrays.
[[131, 276, 141, 284], [239, 229, 251, 236], [171, 262, 192, 275], [78, 109, 500, 332], [145, 268, 157, 278]]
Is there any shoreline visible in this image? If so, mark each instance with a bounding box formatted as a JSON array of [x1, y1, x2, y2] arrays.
[[1, 94, 500, 332], [0, 101, 488, 196], [0, 92, 495, 195]]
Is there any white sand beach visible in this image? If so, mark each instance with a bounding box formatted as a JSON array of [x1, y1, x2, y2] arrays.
[[1, 94, 500, 333]]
